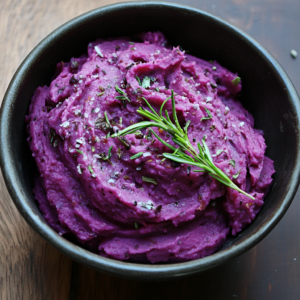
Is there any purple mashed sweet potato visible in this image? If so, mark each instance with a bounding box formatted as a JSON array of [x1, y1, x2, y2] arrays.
[[25, 32, 275, 263]]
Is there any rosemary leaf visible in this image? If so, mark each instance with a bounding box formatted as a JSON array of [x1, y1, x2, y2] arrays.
[[231, 77, 241, 86], [76, 149, 83, 155], [142, 176, 158, 185], [201, 108, 212, 121], [131, 152, 143, 159]]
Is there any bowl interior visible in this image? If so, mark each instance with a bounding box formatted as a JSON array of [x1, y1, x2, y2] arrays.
[[1, 2, 300, 279]]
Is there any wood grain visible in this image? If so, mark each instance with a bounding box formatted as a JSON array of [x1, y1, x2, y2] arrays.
[[0, 0, 299, 299]]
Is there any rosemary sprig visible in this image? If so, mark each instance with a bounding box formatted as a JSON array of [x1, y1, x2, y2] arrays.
[[111, 90, 254, 200], [115, 85, 131, 102]]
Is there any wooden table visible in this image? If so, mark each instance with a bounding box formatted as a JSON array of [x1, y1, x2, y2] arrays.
[[1, 0, 299, 299]]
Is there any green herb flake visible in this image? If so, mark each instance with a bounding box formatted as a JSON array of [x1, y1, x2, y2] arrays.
[[104, 111, 110, 125], [233, 170, 241, 179], [215, 149, 223, 156], [231, 77, 241, 86], [130, 152, 143, 160], [229, 159, 235, 167], [107, 145, 113, 159], [129, 42, 135, 45], [136, 76, 142, 86], [117, 147, 123, 159], [142, 176, 158, 185], [155, 87, 160, 92], [141, 76, 151, 89], [102, 70, 106, 75], [91, 146, 95, 152], [201, 108, 212, 121], [118, 136, 131, 150], [134, 222, 139, 229], [88, 165, 94, 174], [119, 117, 122, 125], [97, 92, 105, 97], [212, 66, 217, 71], [76, 149, 84, 155], [115, 84, 130, 102]]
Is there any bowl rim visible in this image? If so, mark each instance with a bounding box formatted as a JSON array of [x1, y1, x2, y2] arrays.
[[1, 1, 300, 280]]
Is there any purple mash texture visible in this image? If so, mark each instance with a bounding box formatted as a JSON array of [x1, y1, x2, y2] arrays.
[[25, 32, 275, 263]]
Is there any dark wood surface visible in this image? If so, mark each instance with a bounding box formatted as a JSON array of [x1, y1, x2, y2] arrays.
[[0, 0, 299, 299]]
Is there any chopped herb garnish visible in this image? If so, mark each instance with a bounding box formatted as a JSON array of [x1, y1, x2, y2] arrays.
[[119, 117, 122, 124], [96, 65, 100, 68], [201, 108, 212, 121], [118, 136, 131, 150], [107, 146, 113, 159], [117, 147, 123, 159], [104, 111, 110, 125], [115, 84, 130, 102], [88, 165, 94, 174], [102, 70, 106, 75], [97, 92, 105, 97], [106, 132, 111, 138], [211, 83, 218, 89], [212, 66, 217, 71], [231, 77, 241, 86], [155, 87, 160, 92], [92, 146, 95, 152], [136, 76, 142, 86], [76, 149, 83, 155], [142, 176, 158, 185], [112, 89, 254, 200], [129, 42, 135, 45], [134, 222, 139, 229], [229, 159, 235, 167], [130, 152, 143, 159], [215, 149, 223, 156], [233, 170, 241, 179], [98, 146, 113, 163], [141, 76, 151, 89], [94, 46, 103, 57]]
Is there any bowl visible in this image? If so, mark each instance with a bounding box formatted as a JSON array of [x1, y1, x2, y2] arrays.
[[1, 1, 300, 280]]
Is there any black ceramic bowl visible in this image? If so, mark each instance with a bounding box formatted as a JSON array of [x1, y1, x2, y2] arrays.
[[1, 1, 300, 280]]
